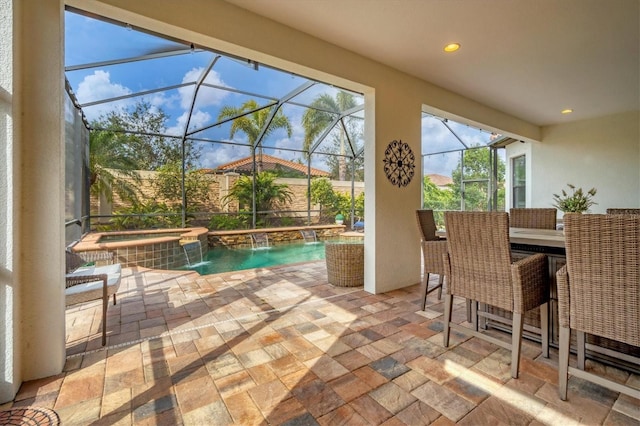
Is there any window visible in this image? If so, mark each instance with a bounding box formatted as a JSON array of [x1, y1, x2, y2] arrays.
[[512, 155, 526, 208]]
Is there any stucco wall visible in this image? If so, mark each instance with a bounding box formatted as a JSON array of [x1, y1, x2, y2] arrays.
[[0, 0, 17, 404], [506, 111, 640, 217]]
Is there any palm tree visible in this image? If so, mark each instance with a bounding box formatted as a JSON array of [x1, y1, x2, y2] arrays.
[[217, 100, 292, 171], [89, 128, 141, 204], [301, 91, 357, 180], [222, 172, 293, 226]]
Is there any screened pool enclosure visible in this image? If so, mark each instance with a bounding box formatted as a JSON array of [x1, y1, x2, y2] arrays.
[[64, 7, 365, 244], [64, 7, 508, 245]]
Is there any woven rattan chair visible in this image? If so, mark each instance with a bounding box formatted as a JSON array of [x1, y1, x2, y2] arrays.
[[415, 210, 447, 309], [509, 208, 557, 229], [325, 242, 364, 287], [557, 214, 640, 400], [65, 250, 121, 346], [442, 211, 550, 378], [606, 208, 640, 215]]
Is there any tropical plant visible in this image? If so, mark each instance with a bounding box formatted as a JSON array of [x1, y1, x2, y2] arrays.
[[217, 99, 292, 170], [108, 200, 189, 230], [222, 172, 293, 225], [208, 213, 249, 230], [88, 127, 141, 204], [309, 177, 364, 224], [301, 91, 358, 180], [552, 184, 597, 213]]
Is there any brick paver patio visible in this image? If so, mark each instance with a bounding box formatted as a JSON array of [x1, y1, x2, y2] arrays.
[[2, 261, 639, 425]]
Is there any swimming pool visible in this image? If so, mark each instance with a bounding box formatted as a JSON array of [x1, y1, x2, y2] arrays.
[[182, 241, 327, 275]]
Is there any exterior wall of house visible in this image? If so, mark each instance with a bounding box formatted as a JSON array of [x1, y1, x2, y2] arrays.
[[1, 0, 66, 403], [506, 111, 640, 217]]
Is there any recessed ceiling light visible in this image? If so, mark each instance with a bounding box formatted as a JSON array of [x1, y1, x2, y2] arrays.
[[443, 43, 461, 53], [561, 109, 573, 114]]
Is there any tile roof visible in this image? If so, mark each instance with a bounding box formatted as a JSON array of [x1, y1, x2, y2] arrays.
[[208, 154, 330, 177], [426, 173, 453, 187]]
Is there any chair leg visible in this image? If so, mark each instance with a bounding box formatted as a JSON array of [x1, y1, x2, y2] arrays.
[[437, 275, 443, 300], [421, 273, 430, 310], [558, 327, 571, 400], [540, 302, 549, 358], [471, 301, 478, 331], [443, 294, 453, 347], [102, 291, 108, 347], [511, 312, 524, 379], [577, 331, 586, 370]]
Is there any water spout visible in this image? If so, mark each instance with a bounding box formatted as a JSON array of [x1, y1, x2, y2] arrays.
[[182, 240, 203, 266], [251, 233, 270, 250], [300, 229, 318, 244]]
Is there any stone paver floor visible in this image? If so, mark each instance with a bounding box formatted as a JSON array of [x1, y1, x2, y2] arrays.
[[2, 261, 639, 425]]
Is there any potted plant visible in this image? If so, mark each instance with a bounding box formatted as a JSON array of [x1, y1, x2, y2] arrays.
[[552, 184, 597, 213], [335, 213, 345, 225]]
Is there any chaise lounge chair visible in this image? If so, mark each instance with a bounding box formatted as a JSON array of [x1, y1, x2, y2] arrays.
[[65, 250, 122, 346]]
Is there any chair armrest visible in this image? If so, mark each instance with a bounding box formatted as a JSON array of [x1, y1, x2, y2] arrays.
[[510, 253, 549, 313], [78, 251, 114, 265], [556, 265, 570, 328], [65, 274, 108, 289]]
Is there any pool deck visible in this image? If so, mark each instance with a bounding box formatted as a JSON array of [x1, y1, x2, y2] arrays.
[[6, 262, 638, 424]]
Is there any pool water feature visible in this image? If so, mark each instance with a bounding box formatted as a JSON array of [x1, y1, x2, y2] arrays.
[[182, 241, 327, 275]]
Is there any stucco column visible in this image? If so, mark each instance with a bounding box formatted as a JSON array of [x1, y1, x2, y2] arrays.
[[364, 88, 423, 294], [15, 0, 66, 386]]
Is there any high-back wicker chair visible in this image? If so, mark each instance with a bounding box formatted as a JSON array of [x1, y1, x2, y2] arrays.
[[442, 211, 550, 378], [606, 208, 640, 215], [509, 208, 557, 229], [557, 214, 640, 400], [415, 210, 447, 309]]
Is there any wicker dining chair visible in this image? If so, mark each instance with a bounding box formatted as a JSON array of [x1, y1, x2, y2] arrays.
[[557, 214, 640, 400], [606, 208, 640, 215], [442, 211, 550, 378], [65, 250, 122, 346], [415, 209, 447, 309], [509, 208, 557, 229]]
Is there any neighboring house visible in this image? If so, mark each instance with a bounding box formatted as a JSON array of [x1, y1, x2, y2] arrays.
[[207, 154, 330, 177], [427, 173, 453, 190]]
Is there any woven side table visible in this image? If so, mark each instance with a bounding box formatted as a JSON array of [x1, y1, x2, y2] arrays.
[[0, 407, 60, 425], [325, 242, 364, 287]]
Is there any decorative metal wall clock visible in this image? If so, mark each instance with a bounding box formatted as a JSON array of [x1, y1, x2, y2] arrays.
[[382, 140, 415, 187]]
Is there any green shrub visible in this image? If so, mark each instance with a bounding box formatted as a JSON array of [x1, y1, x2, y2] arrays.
[[209, 213, 249, 230]]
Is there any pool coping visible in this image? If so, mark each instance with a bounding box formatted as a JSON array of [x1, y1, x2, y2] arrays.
[[73, 227, 209, 251]]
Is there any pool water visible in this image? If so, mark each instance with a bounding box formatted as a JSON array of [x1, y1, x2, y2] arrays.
[[183, 241, 327, 275]]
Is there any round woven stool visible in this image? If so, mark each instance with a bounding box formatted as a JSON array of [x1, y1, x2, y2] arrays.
[[325, 242, 364, 287], [0, 407, 60, 426]]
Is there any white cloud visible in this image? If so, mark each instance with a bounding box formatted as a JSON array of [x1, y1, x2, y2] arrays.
[[76, 70, 130, 103], [76, 70, 133, 121], [165, 109, 212, 136], [178, 68, 231, 109], [197, 144, 243, 169]]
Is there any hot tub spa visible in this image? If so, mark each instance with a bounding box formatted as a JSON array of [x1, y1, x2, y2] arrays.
[[72, 227, 209, 270]]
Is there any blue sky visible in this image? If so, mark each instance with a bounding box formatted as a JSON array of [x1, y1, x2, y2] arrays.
[[65, 10, 498, 177]]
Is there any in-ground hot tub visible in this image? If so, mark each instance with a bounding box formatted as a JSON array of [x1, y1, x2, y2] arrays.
[[72, 227, 209, 269]]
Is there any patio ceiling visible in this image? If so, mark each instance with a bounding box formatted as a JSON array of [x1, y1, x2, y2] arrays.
[[224, 0, 640, 127]]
